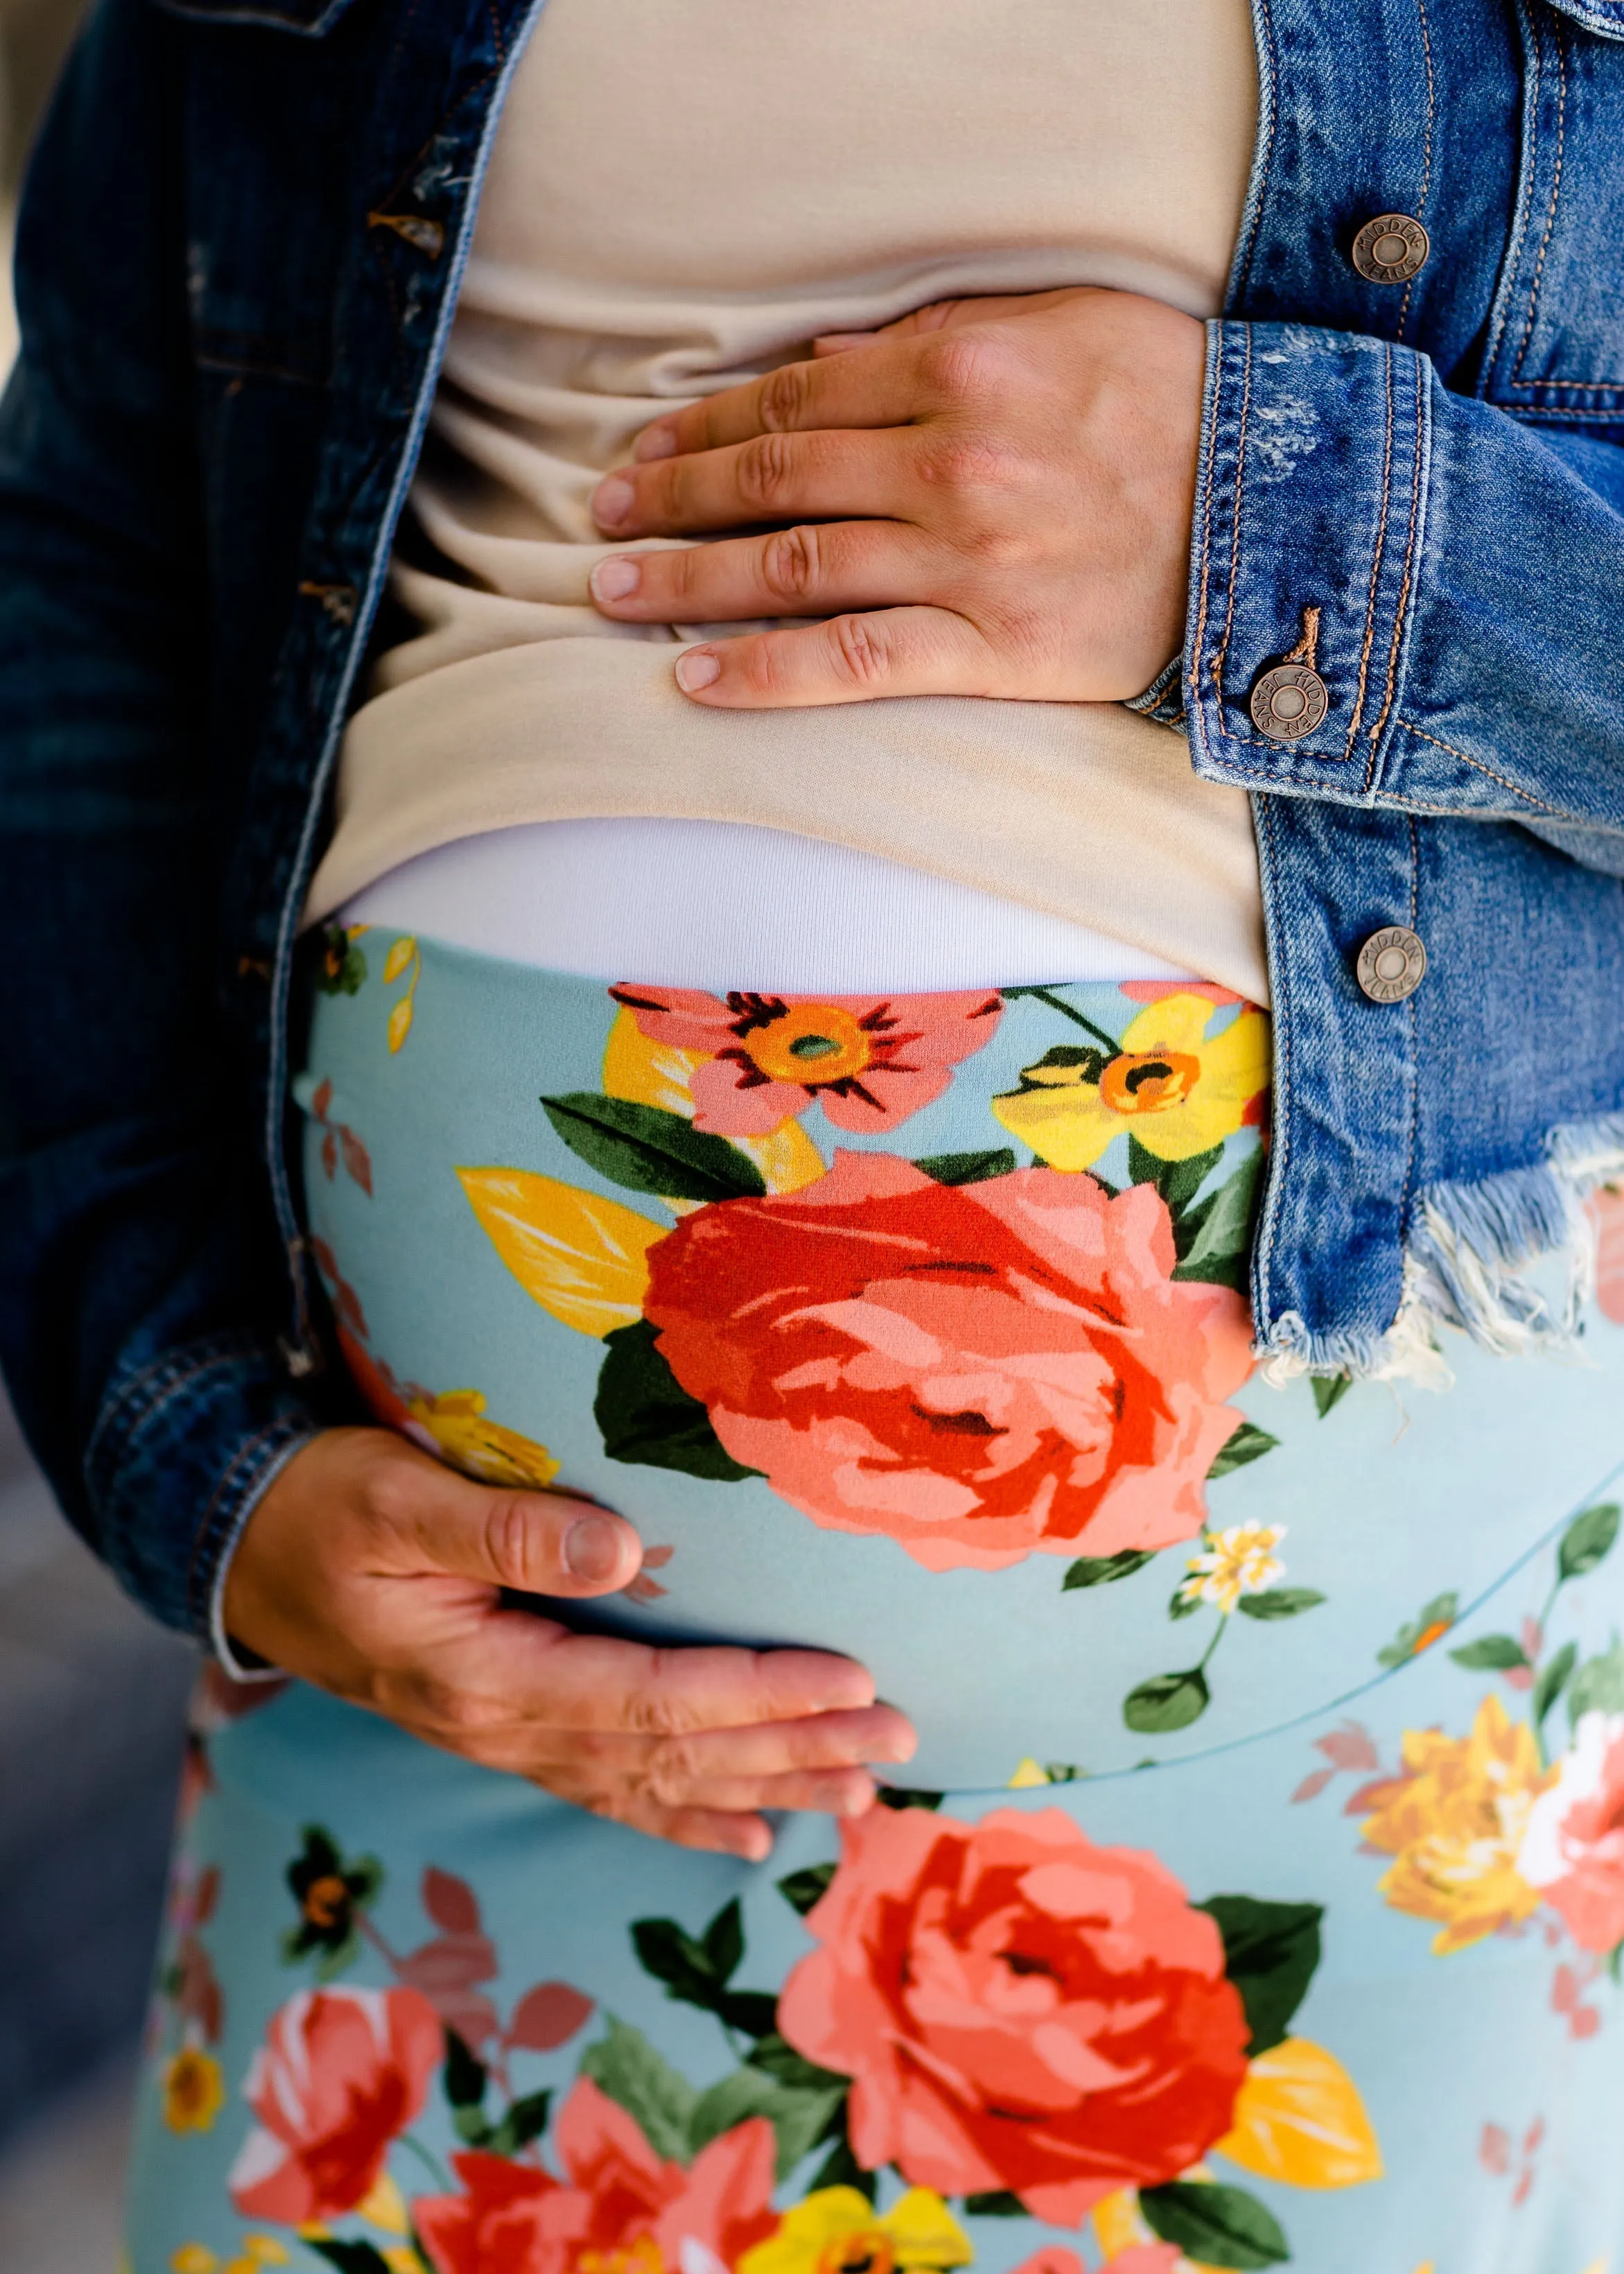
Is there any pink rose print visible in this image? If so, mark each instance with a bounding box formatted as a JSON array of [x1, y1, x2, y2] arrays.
[[777, 1805, 1250, 2225], [644, 1152, 1252, 1572], [609, 984, 1002, 1136], [1519, 1710, 1624, 1952], [229, 1986, 442, 2222], [414, 2078, 776, 2274]]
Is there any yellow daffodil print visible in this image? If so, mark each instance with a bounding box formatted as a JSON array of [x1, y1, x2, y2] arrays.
[[1359, 1694, 1552, 1953], [161, 2044, 227, 2134], [740, 2187, 972, 2274], [1179, 1520, 1288, 1615], [992, 991, 1269, 1171]]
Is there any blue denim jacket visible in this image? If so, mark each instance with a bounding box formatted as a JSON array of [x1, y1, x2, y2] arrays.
[[2, 0, 1623, 1635]]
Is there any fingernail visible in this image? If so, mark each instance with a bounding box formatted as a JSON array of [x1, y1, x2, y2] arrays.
[[592, 475, 636, 529], [675, 649, 722, 693], [875, 1727, 918, 1764], [564, 1513, 625, 1583], [835, 1777, 878, 1817], [737, 1822, 774, 1864], [634, 423, 678, 462], [591, 555, 642, 603]]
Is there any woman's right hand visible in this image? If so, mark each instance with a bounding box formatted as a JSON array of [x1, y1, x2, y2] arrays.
[[222, 1427, 916, 1859]]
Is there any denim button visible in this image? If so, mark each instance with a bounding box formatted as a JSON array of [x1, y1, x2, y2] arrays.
[[1356, 926, 1427, 1003], [1251, 663, 1328, 740], [1351, 213, 1430, 284]]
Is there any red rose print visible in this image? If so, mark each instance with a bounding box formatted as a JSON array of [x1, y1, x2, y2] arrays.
[[610, 985, 1002, 1136], [414, 2079, 778, 2274], [777, 1805, 1250, 2223], [229, 1986, 443, 2223], [644, 1153, 1252, 1572]]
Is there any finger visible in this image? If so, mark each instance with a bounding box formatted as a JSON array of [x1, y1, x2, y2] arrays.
[[631, 339, 932, 463], [498, 1703, 918, 1784], [374, 1461, 645, 1601], [814, 286, 1094, 354], [593, 428, 912, 540], [545, 1759, 882, 1819], [399, 1623, 881, 1738], [579, 1797, 778, 1863], [589, 522, 938, 625], [673, 607, 997, 709]]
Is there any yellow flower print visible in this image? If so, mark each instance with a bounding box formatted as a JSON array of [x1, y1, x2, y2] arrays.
[[602, 1004, 825, 1195], [1179, 1521, 1287, 1615], [170, 2250, 218, 2274], [161, 2045, 225, 2134], [457, 1168, 667, 1337], [408, 1388, 560, 1489], [992, 993, 1269, 1171], [1359, 1694, 1553, 1953], [740, 2187, 972, 2274], [382, 933, 421, 1052]]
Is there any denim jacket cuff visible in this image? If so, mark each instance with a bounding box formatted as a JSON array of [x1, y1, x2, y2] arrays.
[[1122, 651, 1185, 729], [84, 1329, 320, 1640], [1181, 319, 1430, 806]]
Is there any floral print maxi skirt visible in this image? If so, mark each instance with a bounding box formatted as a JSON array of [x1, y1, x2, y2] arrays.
[[125, 935, 1624, 2274]]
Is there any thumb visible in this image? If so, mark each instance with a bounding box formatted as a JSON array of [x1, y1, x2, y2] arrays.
[[381, 1455, 644, 1599]]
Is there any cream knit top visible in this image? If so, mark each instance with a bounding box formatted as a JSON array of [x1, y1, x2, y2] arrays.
[[308, 0, 1266, 1001]]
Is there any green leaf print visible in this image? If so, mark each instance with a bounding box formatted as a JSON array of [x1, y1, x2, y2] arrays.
[[442, 2029, 487, 2109], [778, 1864, 836, 1918], [1535, 1640, 1580, 1729], [1140, 2180, 1291, 2269], [914, 1148, 1018, 1186], [579, 2016, 699, 2163], [690, 2067, 848, 2181], [1236, 1587, 1326, 1621], [631, 1902, 776, 2036], [1569, 1640, 1624, 1724], [963, 2191, 1031, 2216], [1061, 1548, 1156, 1590], [875, 1786, 945, 1809], [487, 2087, 553, 2158], [1207, 1420, 1280, 1479], [1172, 1150, 1264, 1291], [1128, 1139, 1225, 1249], [1310, 1371, 1352, 1417], [543, 1093, 767, 1202], [1560, 1502, 1622, 1581], [746, 2033, 846, 2092], [1377, 1591, 1459, 1668], [1123, 1667, 1210, 1733], [595, 1321, 761, 1482], [315, 923, 368, 998], [1447, 1633, 1531, 1671], [1194, 1895, 1323, 2056]]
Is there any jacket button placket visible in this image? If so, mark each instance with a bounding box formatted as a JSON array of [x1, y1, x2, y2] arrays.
[[1355, 926, 1427, 1003]]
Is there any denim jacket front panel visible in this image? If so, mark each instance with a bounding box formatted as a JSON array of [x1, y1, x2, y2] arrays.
[[1, 0, 1622, 1631]]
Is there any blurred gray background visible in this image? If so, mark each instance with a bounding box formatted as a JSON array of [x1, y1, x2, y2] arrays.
[[0, 1, 200, 2256]]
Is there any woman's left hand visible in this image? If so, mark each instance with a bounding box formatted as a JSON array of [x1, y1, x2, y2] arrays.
[[588, 287, 1206, 709]]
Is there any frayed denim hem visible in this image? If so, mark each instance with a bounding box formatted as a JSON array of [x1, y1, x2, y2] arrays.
[[1258, 1110, 1624, 1389]]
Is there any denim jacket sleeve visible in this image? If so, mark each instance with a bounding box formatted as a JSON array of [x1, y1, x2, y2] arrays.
[[1179, 318, 1624, 876], [0, 0, 321, 1635]]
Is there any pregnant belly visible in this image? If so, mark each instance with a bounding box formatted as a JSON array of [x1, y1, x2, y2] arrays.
[[299, 885, 1624, 1791]]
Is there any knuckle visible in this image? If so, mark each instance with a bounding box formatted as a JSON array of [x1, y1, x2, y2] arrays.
[[829, 613, 892, 688], [402, 1674, 510, 1739], [920, 328, 1003, 403], [760, 526, 822, 604], [643, 1737, 704, 1802], [918, 433, 1020, 498], [481, 1495, 548, 1592], [758, 361, 814, 433], [737, 432, 797, 513]]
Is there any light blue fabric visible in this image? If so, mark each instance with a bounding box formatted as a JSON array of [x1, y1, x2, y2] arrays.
[[123, 938, 1624, 2274]]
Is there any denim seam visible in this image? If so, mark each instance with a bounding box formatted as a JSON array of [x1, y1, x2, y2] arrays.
[[1391, 718, 1562, 813], [1250, 795, 1293, 1339], [1398, 815, 1422, 1245], [1512, 10, 1567, 393], [1186, 327, 1226, 765], [1396, 0, 1437, 344], [1212, 323, 1252, 718], [1368, 358, 1427, 763], [1343, 341, 1397, 771], [1226, 0, 1277, 306]]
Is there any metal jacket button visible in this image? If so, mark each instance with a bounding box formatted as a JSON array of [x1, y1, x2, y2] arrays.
[[1356, 926, 1427, 1003], [1251, 663, 1328, 740], [1351, 213, 1430, 285]]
